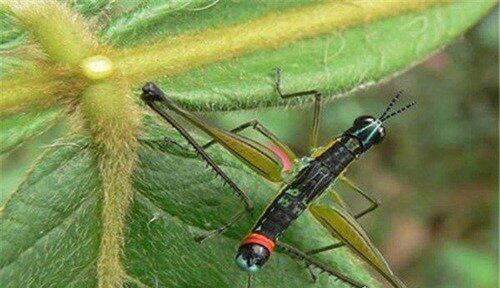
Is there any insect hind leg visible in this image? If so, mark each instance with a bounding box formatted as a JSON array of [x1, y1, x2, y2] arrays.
[[202, 119, 296, 165], [340, 176, 380, 219], [194, 209, 247, 243], [163, 136, 195, 152], [277, 241, 367, 288], [143, 96, 254, 243], [307, 178, 381, 256]]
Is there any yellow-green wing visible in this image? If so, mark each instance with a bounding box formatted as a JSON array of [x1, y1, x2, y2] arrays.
[[161, 95, 291, 182], [327, 188, 349, 211], [309, 204, 407, 288]]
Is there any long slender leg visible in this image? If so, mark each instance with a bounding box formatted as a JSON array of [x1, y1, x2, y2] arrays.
[[340, 176, 380, 219], [246, 274, 253, 288], [277, 241, 367, 288], [309, 93, 322, 149], [202, 121, 257, 149], [275, 68, 323, 150], [158, 119, 292, 158], [143, 96, 253, 243], [307, 177, 381, 255], [306, 242, 345, 255], [163, 136, 194, 152], [202, 119, 296, 162]]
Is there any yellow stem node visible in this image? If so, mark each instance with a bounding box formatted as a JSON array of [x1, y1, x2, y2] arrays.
[[81, 55, 115, 81]]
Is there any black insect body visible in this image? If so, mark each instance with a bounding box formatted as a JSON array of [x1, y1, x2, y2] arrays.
[[255, 141, 355, 241]]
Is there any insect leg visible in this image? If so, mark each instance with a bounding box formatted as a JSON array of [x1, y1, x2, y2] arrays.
[[309, 93, 322, 150], [202, 119, 296, 162], [306, 241, 345, 255], [340, 176, 380, 219], [275, 67, 323, 150], [246, 274, 253, 288], [277, 241, 367, 288], [306, 264, 318, 283], [307, 179, 381, 255], [143, 99, 253, 243], [163, 136, 194, 152], [143, 82, 284, 183]]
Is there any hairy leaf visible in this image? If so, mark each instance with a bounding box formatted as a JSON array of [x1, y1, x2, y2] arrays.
[[0, 126, 380, 287], [104, 1, 495, 111], [0, 109, 63, 154], [0, 1, 495, 288]]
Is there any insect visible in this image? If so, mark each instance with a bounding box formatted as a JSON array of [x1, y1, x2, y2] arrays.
[[141, 68, 415, 288]]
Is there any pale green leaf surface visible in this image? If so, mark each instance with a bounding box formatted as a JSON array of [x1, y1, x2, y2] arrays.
[[0, 109, 63, 154], [0, 141, 101, 287], [0, 1, 493, 151], [102, 0, 316, 44], [0, 9, 25, 50], [0, 121, 381, 287], [102, 1, 495, 111]]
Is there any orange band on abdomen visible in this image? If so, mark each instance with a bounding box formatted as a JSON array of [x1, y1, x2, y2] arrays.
[[240, 233, 275, 252]]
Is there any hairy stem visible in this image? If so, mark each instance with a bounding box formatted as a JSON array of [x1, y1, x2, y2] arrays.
[[80, 82, 140, 288], [5, 0, 96, 66]]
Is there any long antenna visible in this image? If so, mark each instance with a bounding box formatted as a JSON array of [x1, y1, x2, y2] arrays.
[[380, 101, 417, 122], [378, 91, 416, 122], [379, 91, 402, 120]]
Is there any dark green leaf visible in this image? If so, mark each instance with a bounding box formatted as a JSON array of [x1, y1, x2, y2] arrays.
[[0, 125, 380, 287]]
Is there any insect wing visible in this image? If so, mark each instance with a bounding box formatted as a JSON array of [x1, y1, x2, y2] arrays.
[[327, 188, 349, 211], [309, 204, 407, 288], [209, 128, 284, 182]]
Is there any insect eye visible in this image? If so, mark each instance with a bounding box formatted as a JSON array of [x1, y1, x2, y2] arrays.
[[353, 115, 375, 127], [374, 126, 386, 144]]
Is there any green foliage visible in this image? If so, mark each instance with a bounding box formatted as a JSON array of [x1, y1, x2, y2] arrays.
[[109, 1, 495, 111], [0, 109, 63, 154], [0, 1, 496, 288], [0, 128, 378, 287], [437, 243, 497, 288]]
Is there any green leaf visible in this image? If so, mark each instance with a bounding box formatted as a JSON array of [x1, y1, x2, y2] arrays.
[[0, 8, 25, 50], [0, 109, 63, 155], [0, 2, 495, 288], [0, 1, 108, 51], [0, 1, 493, 149], [103, 0, 495, 111], [101, 1, 315, 44], [0, 125, 381, 287]]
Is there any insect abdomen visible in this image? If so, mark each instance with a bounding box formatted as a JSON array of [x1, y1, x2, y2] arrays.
[[250, 141, 355, 241]]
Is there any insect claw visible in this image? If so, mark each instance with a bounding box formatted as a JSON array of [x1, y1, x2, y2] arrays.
[[307, 265, 318, 283], [194, 233, 210, 244], [194, 227, 224, 243]]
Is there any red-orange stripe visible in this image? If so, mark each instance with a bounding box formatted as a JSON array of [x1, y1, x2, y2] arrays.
[[240, 233, 275, 252]]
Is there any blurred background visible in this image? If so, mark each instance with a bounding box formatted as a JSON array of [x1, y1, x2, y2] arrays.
[[1, 6, 497, 288]]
